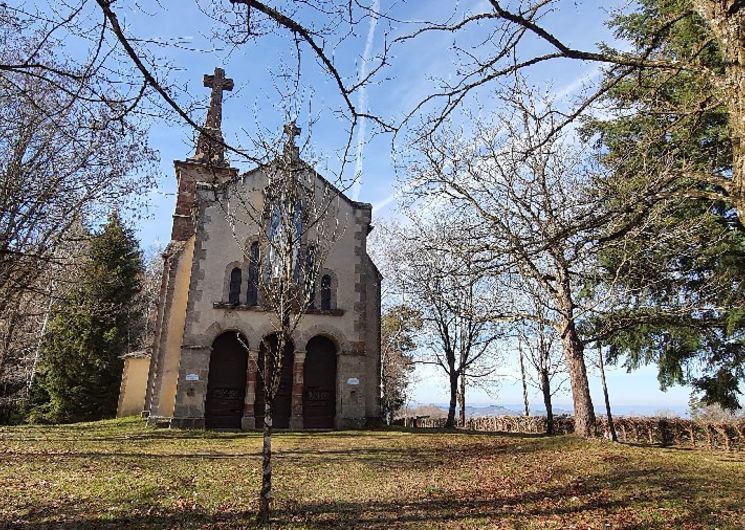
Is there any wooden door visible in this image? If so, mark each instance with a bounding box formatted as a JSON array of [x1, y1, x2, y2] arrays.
[[303, 336, 337, 429], [205, 332, 248, 429], [254, 335, 293, 429]]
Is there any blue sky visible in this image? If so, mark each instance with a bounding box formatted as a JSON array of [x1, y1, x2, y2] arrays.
[[105, 0, 694, 414]]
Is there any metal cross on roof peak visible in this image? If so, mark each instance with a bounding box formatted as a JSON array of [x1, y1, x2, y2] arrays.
[[283, 120, 301, 145]]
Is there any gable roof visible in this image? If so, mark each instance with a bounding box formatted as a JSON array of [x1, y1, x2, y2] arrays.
[[207, 158, 372, 212]]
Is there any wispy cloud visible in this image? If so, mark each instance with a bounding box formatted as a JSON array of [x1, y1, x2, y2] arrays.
[[372, 66, 603, 217], [555, 66, 602, 101], [351, 0, 380, 201]]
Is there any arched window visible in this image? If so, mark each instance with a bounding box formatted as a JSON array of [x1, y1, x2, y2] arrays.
[[247, 242, 259, 306], [228, 267, 242, 305], [320, 274, 332, 310], [265, 200, 304, 282]]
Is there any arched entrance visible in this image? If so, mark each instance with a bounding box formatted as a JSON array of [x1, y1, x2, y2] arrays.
[[303, 336, 337, 428], [205, 332, 248, 429], [254, 334, 293, 429]]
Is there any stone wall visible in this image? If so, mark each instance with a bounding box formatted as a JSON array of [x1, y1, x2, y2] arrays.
[[402, 415, 745, 451]]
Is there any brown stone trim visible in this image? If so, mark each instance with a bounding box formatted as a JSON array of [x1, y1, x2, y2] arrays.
[[211, 301, 344, 316], [199, 322, 257, 352], [180, 198, 211, 346], [370, 253, 383, 419], [171, 195, 212, 423], [290, 350, 306, 430], [241, 350, 259, 430], [351, 210, 369, 343], [294, 325, 350, 354]]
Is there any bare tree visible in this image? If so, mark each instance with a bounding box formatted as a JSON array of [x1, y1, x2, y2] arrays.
[[402, 89, 664, 436], [406, 84, 723, 436], [382, 215, 504, 429], [13, 2, 742, 225], [215, 123, 342, 523], [180, 2, 745, 228], [0, 7, 156, 414], [380, 304, 421, 424], [510, 274, 568, 434], [0, 289, 48, 422]]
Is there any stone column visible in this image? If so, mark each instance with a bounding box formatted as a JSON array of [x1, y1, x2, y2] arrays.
[[241, 350, 260, 430], [289, 350, 306, 430]]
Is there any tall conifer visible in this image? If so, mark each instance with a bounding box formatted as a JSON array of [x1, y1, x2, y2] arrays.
[[32, 212, 143, 423], [589, 0, 745, 408]]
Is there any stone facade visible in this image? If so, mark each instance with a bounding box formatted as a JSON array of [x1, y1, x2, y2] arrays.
[[126, 68, 382, 430]]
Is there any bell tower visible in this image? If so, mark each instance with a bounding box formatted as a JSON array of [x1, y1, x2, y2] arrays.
[[171, 67, 238, 241]]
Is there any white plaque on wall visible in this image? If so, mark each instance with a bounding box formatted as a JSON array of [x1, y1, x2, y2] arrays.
[[347, 377, 359, 385], [185, 373, 199, 381]]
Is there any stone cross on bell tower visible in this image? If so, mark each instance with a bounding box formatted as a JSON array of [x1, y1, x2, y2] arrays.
[[192, 67, 234, 166]]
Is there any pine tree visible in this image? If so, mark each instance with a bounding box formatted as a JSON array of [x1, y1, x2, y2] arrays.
[[31, 212, 144, 423], [588, 0, 745, 409]]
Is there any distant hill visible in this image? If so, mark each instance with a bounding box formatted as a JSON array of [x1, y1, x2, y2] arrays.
[[463, 405, 517, 417], [461, 404, 573, 417], [407, 402, 689, 419], [406, 402, 572, 418]]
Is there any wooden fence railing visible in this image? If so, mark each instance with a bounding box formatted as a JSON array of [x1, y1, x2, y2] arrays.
[[399, 415, 745, 450]]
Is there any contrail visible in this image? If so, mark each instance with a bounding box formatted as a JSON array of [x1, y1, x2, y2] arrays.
[[555, 66, 601, 100], [351, 0, 380, 201]]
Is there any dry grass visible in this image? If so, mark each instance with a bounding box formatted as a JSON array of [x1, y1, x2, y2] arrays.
[[0, 417, 743, 529]]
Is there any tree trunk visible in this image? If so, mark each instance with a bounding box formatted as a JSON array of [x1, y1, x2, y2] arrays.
[[555, 266, 596, 438], [446, 370, 458, 428], [458, 371, 466, 427], [598, 343, 618, 442], [518, 341, 530, 417], [560, 319, 595, 437], [259, 397, 273, 523], [540, 368, 554, 435], [694, 0, 745, 223]]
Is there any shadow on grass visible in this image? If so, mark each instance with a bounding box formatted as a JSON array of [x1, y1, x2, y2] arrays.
[[2, 505, 257, 529], [4, 468, 739, 530], [3, 423, 742, 529], [0, 436, 557, 468], [0, 423, 550, 442], [617, 439, 745, 456]]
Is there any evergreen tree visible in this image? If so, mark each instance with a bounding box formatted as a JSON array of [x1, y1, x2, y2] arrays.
[[588, 0, 745, 409], [31, 212, 144, 423]]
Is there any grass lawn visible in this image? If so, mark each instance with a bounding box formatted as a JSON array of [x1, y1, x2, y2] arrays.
[[0, 418, 743, 529]]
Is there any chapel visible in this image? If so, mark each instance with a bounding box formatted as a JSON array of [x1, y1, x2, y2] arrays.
[[116, 67, 382, 430]]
